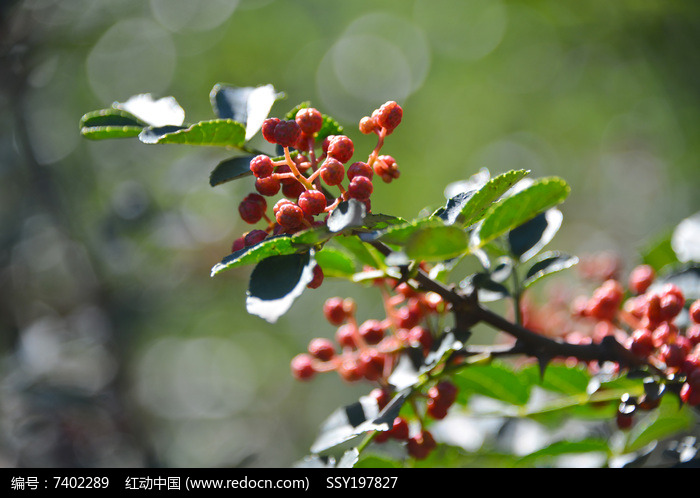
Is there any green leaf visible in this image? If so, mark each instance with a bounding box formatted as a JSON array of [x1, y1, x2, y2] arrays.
[[454, 362, 531, 406], [208, 155, 254, 187], [640, 231, 678, 273], [455, 169, 530, 227], [376, 217, 446, 246], [314, 246, 356, 277], [404, 225, 470, 262], [332, 236, 386, 270], [523, 251, 578, 289], [354, 455, 402, 468], [210, 83, 283, 141], [79, 108, 147, 140], [624, 398, 694, 453], [521, 364, 591, 395], [246, 251, 316, 323], [210, 236, 304, 276], [472, 177, 570, 250], [139, 119, 246, 147], [515, 439, 610, 467]]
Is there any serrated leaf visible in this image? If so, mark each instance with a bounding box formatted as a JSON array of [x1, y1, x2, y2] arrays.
[[456, 169, 531, 227], [246, 251, 315, 323], [404, 225, 470, 262], [523, 251, 578, 289], [314, 246, 356, 277], [472, 177, 570, 250], [209, 155, 254, 186], [454, 362, 531, 406], [210, 235, 304, 276], [376, 217, 446, 246], [139, 119, 246, 147], [508, 208, 563, 262]]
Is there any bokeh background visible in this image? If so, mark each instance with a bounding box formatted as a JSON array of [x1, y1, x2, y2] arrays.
[[1, 0, 699, 467]]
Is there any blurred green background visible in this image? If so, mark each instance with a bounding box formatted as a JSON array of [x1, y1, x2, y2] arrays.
[[1, 0, 699, 467]]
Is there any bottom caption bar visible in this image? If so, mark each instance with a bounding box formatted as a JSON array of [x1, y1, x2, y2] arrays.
[[3, 468, 423, 494]]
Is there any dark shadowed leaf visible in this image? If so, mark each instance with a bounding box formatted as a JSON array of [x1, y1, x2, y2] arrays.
[[210, 83, 282, 141], [327, 199, 366, 233], [508, 208, 563, 262], [523, 251, 578, 289], [208, 155, 255, 186], [246, 251, 316, 323], [459, 273, 510, 302]]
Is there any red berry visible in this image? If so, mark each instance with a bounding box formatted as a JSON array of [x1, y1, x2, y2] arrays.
[[250, 155, 274, 178], [690, 300, 700, 324], [275, 202, 304, 229], [291, 353, 316, 380], [273, 198, 294, 216], [261, 118, 280, 144], [295, 107, 324, 135], [327, 135, 354, 163], [616, 412, 634, 430], [298, 189, 327, 216], [374, 155, 400, 183], [629, 265, 655, 295], [321, 135, 335, 154], [359, 319, 385, 345], [239, 199, 265, 224], [347, 176, 373, 202], [370, 388, 392, 410], [359, 349, 386, 381], [282, 181, 306, 200], [323, 297, 348, 325], [686, 325, 700, 345], [244, 229, 268, 247], [659, 292, 684, 321], [336, 324, 357, 349], [407, 430, 436, 460], [347, 161, 374, 181], [408, 326, 433, 352], [231, 236, 246, 252], [359, 116, 377, 135], [338, 357, 364, 382], [427, 399, 449, 420], [652, 322, 678, 348], [629, 329, 654, 357], [659, 343, 687, 369], [375, 101, 403, 132], [387, 417, 409, 440], [273, 120, 302, 148], [680, 382, 700, 406], [320, 158, 345, 186], [428, 381, 458, 408], [308, 338, 335, 361], [307, 264, 324, 289], [255, 176, 281, 196]]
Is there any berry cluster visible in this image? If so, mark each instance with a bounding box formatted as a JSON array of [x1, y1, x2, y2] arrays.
[[231, 102, 404, 291], [570, 264, 700, 428], [290, 270, 457, 460]]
